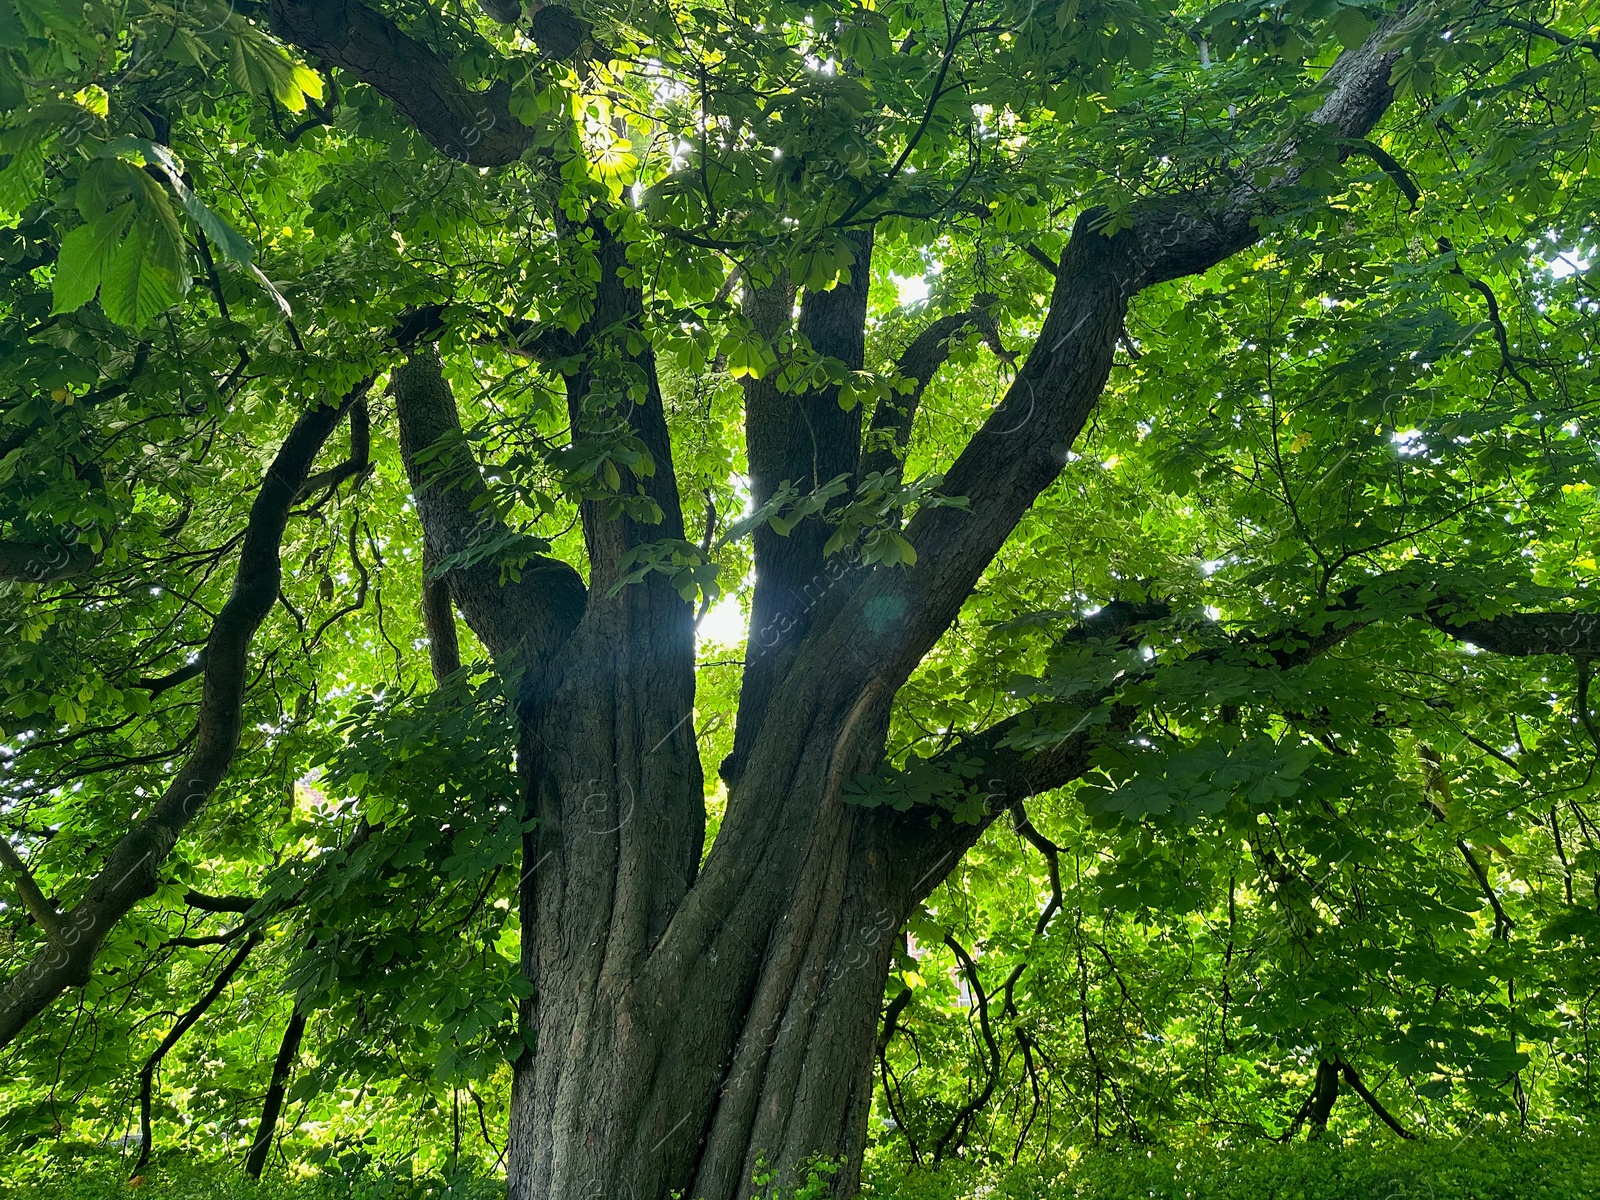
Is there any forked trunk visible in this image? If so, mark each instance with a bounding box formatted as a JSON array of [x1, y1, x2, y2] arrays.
[[505, 624, 970, 1200]]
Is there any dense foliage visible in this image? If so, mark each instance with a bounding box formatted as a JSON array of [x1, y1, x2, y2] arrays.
[[2, 0, 1600, 1194]]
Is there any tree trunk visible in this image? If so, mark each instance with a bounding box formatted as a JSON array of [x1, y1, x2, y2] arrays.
[[1307, 1059, 1341, 1138], [506, 704, 980, 1200]]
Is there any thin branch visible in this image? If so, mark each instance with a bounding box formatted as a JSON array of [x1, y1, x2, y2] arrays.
[[1348, 140, 1420, 207], [1504, 17, 1600, 62], [1000, 801, 1063, 1016], [244, 1005, 308, 1178], [933, 933, 1002, 1161], [136, 654, 207, 697], [133, 932, 261, 1173], [1438, 238, 1538, 403], [183, 891, 259, 914], [861, 307, 1010, 482], [1022, 243, 1060, 275], [0, 837, 65, 949], [1419, 745, 1513, 939], [1339, 1060, 1414, 1140], [295, 398, 371, 502]]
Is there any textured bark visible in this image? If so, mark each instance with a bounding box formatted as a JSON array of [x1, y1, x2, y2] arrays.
[[421, 574, 462, 685], [729, 232, 874, 787], [392, 350, 586, 676], [267, 0, 533, 166], [0, 537, 97, 583], [505, 210, 707, 1200], [1425, 607, 1600, 657], [503, 631, 1108, 1200]]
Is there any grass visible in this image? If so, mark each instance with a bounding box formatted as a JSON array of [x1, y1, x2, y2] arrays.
[[5, 1128, 1598, 1200]]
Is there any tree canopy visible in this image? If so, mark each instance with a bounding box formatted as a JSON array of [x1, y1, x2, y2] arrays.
[[2, 0, 1600, 1195]]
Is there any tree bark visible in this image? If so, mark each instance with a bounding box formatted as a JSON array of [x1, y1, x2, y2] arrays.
[[421, 573, 461, 685], [502, 659, 1107, 1200], [731, 231, 874, 787], [0, 536, 97, 583], [244, 1006, 308, 1178], [1308, 1058, 1341, 1137]]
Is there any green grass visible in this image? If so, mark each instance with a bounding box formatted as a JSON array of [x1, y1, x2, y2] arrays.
[[0, 1148, 498, 1200], [6, 1130, 1599, 1200], [867, 1129, 1600, 1200]]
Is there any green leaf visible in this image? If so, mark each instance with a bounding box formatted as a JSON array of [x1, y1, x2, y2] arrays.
[[1125, 27, 1154, 71], [0, 130, 45, 220], [51, 204, 132, 313], [1332, 6, 1372, 49], [171, 179, 255, 265], [99, 220, 182, 328]]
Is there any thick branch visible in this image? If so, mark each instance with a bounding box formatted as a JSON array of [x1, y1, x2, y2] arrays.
[[1126, 15, 1413, 291], [795, 16, 1413, 718], [891, 699, 1125, 916], [0, 538, 97, 584], [557, 212, 691, 598], [163, 930, 247, 949], [1426, 607, 1600, 657], [889, 584, 1596, 909], [266, 0, 533, 165], [392, 350, 586, 674], [1022, 243, 1060, 276], [888, 602, 1163, 900], [295, 397, 370, 501], [729, 234, 873, 783], [495, 317, 582, 364], [1303, 589, 1600, 661], [860, 307, 1008, 482], [0, 380, 368, 1050]]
